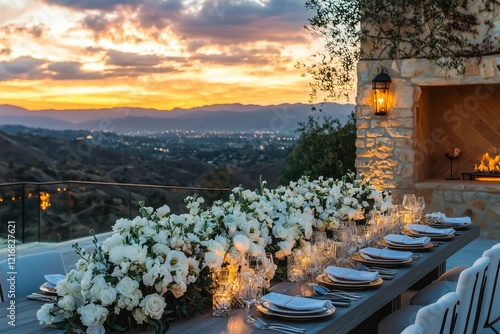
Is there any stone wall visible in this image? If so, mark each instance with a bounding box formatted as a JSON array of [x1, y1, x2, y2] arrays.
[[355, 56, 500, 239]]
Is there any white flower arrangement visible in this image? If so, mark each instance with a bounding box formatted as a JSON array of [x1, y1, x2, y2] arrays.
[[37, 174, 391, 333]]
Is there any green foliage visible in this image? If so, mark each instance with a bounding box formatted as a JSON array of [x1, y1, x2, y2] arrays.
[[301, 0, 495, 102], [279, 111, 356, 184]]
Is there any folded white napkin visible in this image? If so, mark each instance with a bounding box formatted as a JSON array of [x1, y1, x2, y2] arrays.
[[360, 247, 413, 261], [408, 224, 455, 236], [442, 216, 471, 226], [384, 234, 430, 246], [325, 266, 379, 281], [261, 292, 332, 311]]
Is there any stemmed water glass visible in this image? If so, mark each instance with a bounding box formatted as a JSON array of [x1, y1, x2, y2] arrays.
[[402, 194, 417, 211], [238, 269, 260, 317], [307, 248, 323, 285], [417, 197, 425, 216]]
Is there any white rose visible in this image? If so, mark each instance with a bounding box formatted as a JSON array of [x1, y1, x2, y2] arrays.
[[36, 303, 55, 325], [58, 295, 77, 312], [104, 234, 125, 253], [140, 293, 166, 320], [116, 276, 139, 296], [78, 303, 109, 327], [100, 285, 117, 306], [112, 218, 133, 233], [233, 234, 250, 254], [86, 323, 105, 334]]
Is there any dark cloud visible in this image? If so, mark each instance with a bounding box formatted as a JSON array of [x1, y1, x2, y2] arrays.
[[0, 56, 45, 80], [106, 50, 162, 67], [83, 14, 110, 33], [0, 56, 175, 81], [46, 61, 103, 80], [191, 46, 284, 66], [163, 0, 310, 44], [72, 1, 309, 47], [42, 0, 137, 10]]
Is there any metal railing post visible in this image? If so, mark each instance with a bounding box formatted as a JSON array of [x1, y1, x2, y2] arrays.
[[21, 183, 25, 243], [37, 184, 41, 243]]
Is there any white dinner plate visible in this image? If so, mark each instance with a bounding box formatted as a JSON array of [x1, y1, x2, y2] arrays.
[[327, 274, 376, 285], [378, 240, 434, 251], [359, 252, 409, 262], [352, 253, 413, 267], [256, 304, 336, 319], [317, 273, 384, 289], [261, 301, 330, 315], [405, 230, 455, 240]]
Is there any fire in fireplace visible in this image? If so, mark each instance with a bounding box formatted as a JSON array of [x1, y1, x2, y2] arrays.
[[472, 153, 500, 181], [475, 153, 500, 173]]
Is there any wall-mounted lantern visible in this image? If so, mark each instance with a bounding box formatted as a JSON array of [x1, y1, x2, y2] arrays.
[[372, 70, 391, 116]]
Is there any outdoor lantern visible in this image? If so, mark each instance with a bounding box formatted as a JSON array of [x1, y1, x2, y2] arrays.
[[372, 70, 391, 116]]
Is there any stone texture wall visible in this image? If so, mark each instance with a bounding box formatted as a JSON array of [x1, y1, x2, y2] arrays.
[[356, 56, 500, 239]]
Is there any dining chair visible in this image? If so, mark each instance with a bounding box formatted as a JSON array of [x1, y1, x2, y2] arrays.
[[401, 324, 425, 334], [0, 251, 66, 302], [378, 291, 459, 334], [438, 243, 500, 334], [410, 256, 490, 334]]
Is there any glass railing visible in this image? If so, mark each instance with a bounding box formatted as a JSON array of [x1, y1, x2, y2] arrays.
[[0, 181, 230, 247]]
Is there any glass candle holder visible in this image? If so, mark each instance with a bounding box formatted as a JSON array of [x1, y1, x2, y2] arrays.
[[287, 254, 309, 282], [212, 269, 232, 316]]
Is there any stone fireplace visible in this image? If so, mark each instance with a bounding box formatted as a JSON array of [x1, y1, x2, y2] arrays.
[[356, 56, 500, 239]]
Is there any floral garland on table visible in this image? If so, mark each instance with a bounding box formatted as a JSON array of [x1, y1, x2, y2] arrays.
[[37, 174, 392, 333], [37, 202, 211, 334]]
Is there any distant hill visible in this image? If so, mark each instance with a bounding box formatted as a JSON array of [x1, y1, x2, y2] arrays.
[[0, 103, 354, 133]]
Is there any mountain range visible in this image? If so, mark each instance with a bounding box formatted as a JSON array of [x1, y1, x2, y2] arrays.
[[0, 103, 354, 133]]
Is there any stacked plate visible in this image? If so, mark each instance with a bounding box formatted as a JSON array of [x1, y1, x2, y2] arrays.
[[39, 274, 65, 295], [406, 224, 455, 240], [352, 247, 413, 267], [258, 292, 336, 319], [316, 266, 383, 289], [427, 216, 471, 230], [379, 234, 433, 251]]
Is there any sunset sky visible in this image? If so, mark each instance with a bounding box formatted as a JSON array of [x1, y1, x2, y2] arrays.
[[0, 0, 328, 111]]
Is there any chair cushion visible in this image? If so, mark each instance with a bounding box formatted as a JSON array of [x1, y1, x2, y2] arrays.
[[378, 305, 423, 334], [438, 266, 468, 282], [410, 281, 457, 306]]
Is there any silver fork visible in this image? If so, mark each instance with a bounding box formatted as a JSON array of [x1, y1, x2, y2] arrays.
[[247, 315, 305, 333]]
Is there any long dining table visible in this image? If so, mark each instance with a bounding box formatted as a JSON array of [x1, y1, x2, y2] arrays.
[[0, 225, 479, 334]]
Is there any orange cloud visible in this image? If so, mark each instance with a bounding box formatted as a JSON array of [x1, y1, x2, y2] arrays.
[[0, 0, 325, 110]]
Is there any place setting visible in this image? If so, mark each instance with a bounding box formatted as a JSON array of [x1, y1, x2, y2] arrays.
[[352, 246, 414, 267], [423, 212, 472, 230], [405, 223, 456, 240], [28, 274, 64, 302], [257, 292, 337, 320], [316, 265, 384, 289], [378, 233, 433, 251]]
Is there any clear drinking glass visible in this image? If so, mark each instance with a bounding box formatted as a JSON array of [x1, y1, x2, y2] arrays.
[[238, 269, 260, 317]]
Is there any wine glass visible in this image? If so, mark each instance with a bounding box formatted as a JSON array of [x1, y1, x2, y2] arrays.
[[238, 269, 260, 317], [417, 197, 425, 212], [307, 247, 323, 285], [415, 197, 425, 223], [356, 226, 368, 249], [402, 194, 417, 211], [262, 253, 275, 290]]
